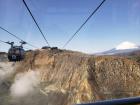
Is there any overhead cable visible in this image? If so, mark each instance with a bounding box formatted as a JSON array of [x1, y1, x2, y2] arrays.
[[0, 26, 38, 48], [0, 39, 6, 44], [22, 0, 50, 47], [63, 0, 107, 48]]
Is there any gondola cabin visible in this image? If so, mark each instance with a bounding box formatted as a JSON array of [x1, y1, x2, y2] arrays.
[[7, 41, 26, 61]]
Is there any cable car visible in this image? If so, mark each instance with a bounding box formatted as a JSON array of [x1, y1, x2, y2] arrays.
[[6, 41, 26, 61]]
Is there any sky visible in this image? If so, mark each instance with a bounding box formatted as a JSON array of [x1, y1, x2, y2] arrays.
[[0, 0, 140, 53]]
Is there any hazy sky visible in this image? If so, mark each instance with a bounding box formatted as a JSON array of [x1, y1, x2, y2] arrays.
[[0, 0, 140, 53]]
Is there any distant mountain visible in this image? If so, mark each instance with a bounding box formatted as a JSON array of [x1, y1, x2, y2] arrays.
[[95, 41, 140, 55]]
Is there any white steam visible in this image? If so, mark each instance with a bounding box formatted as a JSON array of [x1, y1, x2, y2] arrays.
[[0, 62, 15, 83], [10, 70, 40, 97]]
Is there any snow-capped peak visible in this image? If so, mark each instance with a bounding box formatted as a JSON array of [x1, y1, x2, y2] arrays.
[[115, 41, 139, 50]]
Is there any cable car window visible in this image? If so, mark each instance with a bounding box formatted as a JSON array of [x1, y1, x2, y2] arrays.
[[0, 0, 140, 105]]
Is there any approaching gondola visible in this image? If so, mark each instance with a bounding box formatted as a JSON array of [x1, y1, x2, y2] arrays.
[[6, 41, 26, 62]]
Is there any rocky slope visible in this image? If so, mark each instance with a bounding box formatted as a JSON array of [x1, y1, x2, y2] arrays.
[[0, 49, 140, 105]]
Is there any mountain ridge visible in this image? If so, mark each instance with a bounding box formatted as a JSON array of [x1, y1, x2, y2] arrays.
[[95, 42, 140, 55]]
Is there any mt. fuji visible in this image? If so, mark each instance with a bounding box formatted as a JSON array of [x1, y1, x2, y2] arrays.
[[115, 42, 139, 50], [96, 41, 140, 55]]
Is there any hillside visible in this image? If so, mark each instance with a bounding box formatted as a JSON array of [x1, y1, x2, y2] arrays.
[[114, 50, 140, 64], [0, 49, 140, 105]]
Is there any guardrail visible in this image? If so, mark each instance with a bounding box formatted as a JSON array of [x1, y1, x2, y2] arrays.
[[76, 97, 140, 105]]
